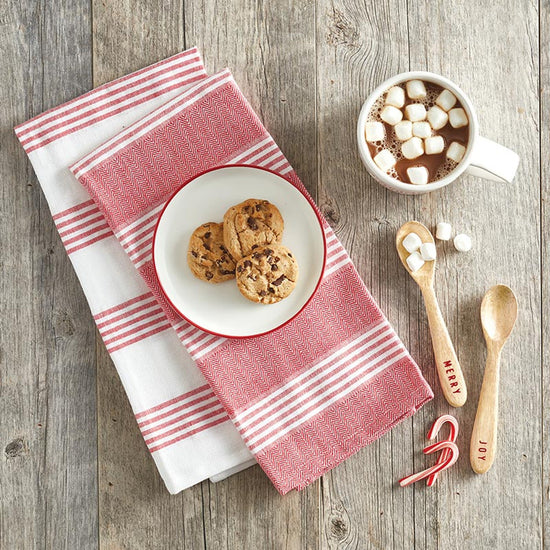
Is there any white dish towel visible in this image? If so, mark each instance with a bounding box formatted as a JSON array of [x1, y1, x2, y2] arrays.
[[15, 48, 255, 494]]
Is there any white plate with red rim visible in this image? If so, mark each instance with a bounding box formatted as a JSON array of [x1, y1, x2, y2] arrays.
[[153, 165, 326, 338]]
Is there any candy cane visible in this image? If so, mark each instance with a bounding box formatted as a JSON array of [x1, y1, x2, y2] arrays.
[[426, 415, 459, 486], [399, 441, 459, 487]]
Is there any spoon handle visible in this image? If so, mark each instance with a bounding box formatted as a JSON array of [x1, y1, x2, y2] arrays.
[[470, 345, 501, 474], [420, 285, 467, 407]]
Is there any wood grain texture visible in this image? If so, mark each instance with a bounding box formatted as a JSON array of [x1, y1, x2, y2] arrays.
[[0, 1, 98, 550], [0, 0, 546, 548], [540, 0, 549, 546]]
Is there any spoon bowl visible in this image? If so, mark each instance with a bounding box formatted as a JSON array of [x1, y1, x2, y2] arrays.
[[395, 221, 435, 285], [480, 284, 518, 344]]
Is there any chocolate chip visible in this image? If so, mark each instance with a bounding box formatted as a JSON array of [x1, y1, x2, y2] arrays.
[[255, 203, 262, 211], [274, 256, 280, 262], [251, 244, 258, 249], [204, 232, 211, 239], [252, 253, 260, 259], [288, 253, 293, 258], [268, 287, 275, 293], [205, 271, 213, 280], [237, 265, 244, 273], [259, 290, 267, 296], [191, 251, 198, 258], [221, 269, 235, 275], [220, 245, 227, 253], [265, 248, 274, 255], [272, 275, 286, 286], [247, 217, 258, 230], [271, 264, 278, 271], [244, 260, 252, 268], [203, 243, 211, 251]]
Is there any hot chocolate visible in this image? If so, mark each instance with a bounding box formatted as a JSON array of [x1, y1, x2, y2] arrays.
[[364, 80, 470, 185]]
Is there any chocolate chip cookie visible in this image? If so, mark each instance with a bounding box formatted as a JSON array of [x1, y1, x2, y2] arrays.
[[187, 222, 236, 283], [235, 244, 298, 304], [223, 199, 284, 260]]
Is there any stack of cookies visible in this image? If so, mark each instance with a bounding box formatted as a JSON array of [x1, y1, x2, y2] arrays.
[[187, 199, 299, 304]]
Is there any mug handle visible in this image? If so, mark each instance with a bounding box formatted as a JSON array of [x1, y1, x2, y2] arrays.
[[465, 136, 519, 183]]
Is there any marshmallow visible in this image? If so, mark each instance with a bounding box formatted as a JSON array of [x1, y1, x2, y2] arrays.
[[402, 137, 424, 160], [394, 120, 413, 141], [373, 149, 396, 172], [380, 105, 403, 125], [436, 89, 457, 111], [447, 141, 466, 163], [420, 242, 437, 261], [427, 105, 449, 130], [407, 166, 429, 185], [412, 121, 431, 138], [454, 233, 472, 252], [405, 103, 427, 122], [365, 121, 385, 142], [449, 107, 469, 128], [385, 86, 405, 108], [436, 222, 452, 241], [406, 252, 425, 273], [424, 135, 445, 155], [406, 80, 427, 100], [402, 232, 422, 253]]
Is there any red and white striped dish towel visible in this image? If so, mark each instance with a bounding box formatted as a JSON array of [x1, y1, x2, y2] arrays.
[[72, 69, 434, 494], [14, 49, 255, 494]]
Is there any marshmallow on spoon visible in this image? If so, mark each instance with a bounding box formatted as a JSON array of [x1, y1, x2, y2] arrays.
[[436, 89, 458, 111], [403, 232, 422, 253], [454, 233, 472, 252], [447, 141, 466, 163], [406, 252, 425, 272], [449, 108, 469, 128], [402, 137, 424, 159], [380, 105, 403, 125], [373, 149, 396, 172], [420, 242, 437, 261], [394, 120, 413, 141], [365, 121, 385, 142], [405, 103, 427, 122], [407, 166, 429, 185], [436, 222, 452, 241], [406, 80, 427, 100], [425, 135, 445, 155], [385, 86, 405, 108], [412, 121, 432, 138], [427, 106, 449, 130]]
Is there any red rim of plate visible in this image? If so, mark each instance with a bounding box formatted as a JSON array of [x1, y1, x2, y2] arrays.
[[152, 164, 327, 339]]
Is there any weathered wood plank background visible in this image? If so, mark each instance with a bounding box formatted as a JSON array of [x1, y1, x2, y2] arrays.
[[1, 1, 546, 548]]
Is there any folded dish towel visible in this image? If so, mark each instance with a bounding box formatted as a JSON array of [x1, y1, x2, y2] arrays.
[[14, 49, 255, 495], [72, 67, 434, 494]]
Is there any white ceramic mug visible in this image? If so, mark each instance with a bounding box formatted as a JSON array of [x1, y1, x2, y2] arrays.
[[356, 71, 520, 194]]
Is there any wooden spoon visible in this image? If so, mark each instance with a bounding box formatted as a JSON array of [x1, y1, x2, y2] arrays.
[[470, 284, 518, 474], [396, 221, 467, 407]]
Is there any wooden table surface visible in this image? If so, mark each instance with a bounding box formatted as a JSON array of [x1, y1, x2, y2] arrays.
[[1, 1, 547, 548]]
